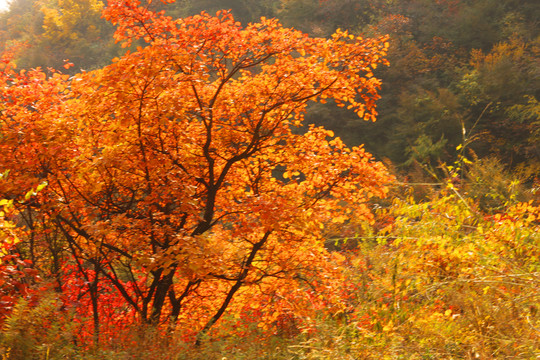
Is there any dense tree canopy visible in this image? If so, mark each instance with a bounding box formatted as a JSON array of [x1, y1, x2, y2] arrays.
[[0, 0, 390, 341]]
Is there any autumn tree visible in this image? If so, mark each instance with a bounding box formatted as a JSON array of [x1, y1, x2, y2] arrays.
[[39, 0, 115, 70], [0, 0, 118, 72], [0, 0, 390, 341], [457, 37, 540, 172]]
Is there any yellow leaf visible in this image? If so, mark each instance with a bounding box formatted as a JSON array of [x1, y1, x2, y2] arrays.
[[0, 199, 11, 207]]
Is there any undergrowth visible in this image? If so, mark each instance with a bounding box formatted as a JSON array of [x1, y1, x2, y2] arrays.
[[1, 173, 538, 360]]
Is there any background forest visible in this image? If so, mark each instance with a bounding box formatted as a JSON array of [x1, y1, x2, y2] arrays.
[[0, 0, 539, 359]]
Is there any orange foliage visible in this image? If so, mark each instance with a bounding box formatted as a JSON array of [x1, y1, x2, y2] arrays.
[[0, 0, 390, 341]]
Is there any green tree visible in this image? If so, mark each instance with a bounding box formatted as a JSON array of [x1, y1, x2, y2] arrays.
[[458, 37, 540, 170]]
